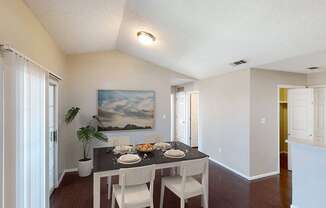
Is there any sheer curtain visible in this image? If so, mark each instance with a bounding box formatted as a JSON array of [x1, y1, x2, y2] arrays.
[[0, 52, 4, 208], [2, 51, 47, 208]]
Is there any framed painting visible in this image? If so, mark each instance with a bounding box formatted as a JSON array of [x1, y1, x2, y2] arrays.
[[97, 90, 155, 131]]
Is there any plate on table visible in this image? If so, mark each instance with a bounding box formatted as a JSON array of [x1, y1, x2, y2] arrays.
[[117, 154, 141, 164], [164, 149, 185, 158], [137, 143, 155, 153], [154, 142, 171, 150], [113, 145, 132, 154]]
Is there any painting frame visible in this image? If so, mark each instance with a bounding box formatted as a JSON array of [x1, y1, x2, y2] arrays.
[[97, 89, 155, 131]]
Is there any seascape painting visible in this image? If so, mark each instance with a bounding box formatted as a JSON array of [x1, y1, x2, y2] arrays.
[[97, 90, 155, 131]]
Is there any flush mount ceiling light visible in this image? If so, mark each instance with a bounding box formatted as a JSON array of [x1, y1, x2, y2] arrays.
[[230, 59, 247, 67], [137, 31, 156, 45], [307, 66, 319, 71]]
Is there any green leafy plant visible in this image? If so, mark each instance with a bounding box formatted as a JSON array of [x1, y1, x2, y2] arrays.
[[65, 107, 80, 124], [65, 107, 107, 160]]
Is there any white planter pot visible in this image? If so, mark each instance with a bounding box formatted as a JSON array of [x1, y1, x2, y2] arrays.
[[78, 159, 92, 177]]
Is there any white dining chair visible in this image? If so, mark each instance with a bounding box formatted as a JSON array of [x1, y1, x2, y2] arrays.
[[111, 165, 156, 208], [107, 135, 131, 199], [159, 158, 208, 208]]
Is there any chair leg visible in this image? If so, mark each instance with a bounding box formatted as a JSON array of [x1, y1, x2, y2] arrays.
[[180, 198, 185, 208], [159, 183, 165, 208], [203, 193, 208, 208], [111, 189, 115, 208], [107, 176, 112, 199]]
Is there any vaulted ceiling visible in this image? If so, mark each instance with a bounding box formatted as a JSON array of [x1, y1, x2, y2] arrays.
[[25, 0, 326, 79]]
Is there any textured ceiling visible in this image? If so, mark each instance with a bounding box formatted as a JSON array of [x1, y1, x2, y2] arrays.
[[25, 0, 326, 79]]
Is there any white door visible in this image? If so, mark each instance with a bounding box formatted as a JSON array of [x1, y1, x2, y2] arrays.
[[190, 93, 199, 147], [288, 88, 314, 170], [48, 81, 58, 194], [288, 88, 314, 139], [314, 88, 326, 143], [176, 91, 186, 143]]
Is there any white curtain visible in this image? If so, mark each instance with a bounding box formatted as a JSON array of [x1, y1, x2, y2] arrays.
[[2, 51, 47, 208], [0, 52, 4, 208]]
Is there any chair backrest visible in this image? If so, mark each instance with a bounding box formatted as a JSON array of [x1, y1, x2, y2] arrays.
[[119, 165, 155, 186], [179, 158, 207, 196], [180, 158, 207, 178], [119, 165, 156, 206], [109, 135, 130, 147]]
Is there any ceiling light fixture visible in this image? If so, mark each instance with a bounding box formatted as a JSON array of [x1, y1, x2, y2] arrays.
[[137, 31, 155, 45], [230, 59, 247, 67], [307, 66, 319, 71]]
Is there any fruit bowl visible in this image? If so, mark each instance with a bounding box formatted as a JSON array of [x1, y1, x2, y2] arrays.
[[136, 143, 155, 153]]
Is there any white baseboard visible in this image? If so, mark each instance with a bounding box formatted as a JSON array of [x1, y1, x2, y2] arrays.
[[248, 171, 279, 180], [56, 168, 78, 188], [209, 158, 251, 180], [209, 158, 279, 180], [290, 205, 296, 208]]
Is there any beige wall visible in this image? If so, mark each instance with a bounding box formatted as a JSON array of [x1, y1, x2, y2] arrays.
[[198, 69, 251, 177], [0, 0, 66, 207], [249, 69, 306, 176], [0, 0, 65, 77], [307, 71, 326, 85], [63, 50, 192, 169]]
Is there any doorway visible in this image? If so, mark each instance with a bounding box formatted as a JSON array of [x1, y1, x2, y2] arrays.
[[189, 92, 199, 147], [279, 88, 288, 169], [48, 80, 59, 195], [175, 90, 186, 143], [278, 86, 313, 171]]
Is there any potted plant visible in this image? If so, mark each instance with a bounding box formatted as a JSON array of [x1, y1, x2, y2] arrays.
[[65, 107, 107, 177]]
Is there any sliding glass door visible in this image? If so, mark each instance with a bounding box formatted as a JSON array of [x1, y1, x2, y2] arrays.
[[48, 80, 58, 195], [0, 55, 4, 208], [2, 51, 47, 208]]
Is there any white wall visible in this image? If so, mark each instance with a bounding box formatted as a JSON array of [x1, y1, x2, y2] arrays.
[[291, 143, 326, 208], [249, 69, 307, 177], [198, 69, 251, 177], [63, 50, 192, 169], [307, 71, 326, 85]]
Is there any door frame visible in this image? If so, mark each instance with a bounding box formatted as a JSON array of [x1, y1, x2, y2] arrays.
[[48, 79, 59, 191], [276, 84, 306, 173], [175, 91, 187, 143], [186, 91, 199, 147]]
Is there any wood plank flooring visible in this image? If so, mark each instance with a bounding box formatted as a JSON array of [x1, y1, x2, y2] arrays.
[[51, 161, 291, 208]]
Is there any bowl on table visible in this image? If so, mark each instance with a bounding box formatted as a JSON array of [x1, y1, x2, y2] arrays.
[[154, 142, 171, 150], [136, 143, 155, 153], [113, 145, 132, 154]]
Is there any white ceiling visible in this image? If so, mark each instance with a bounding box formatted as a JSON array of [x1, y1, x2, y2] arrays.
[[25, 0, 326, 79]]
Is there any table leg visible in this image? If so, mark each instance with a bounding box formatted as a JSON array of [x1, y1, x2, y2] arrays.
[[107, 176, 112, 199], [170, 167, 176, 176], [93, 174, 100, 208], [203, 159, 209, 208]]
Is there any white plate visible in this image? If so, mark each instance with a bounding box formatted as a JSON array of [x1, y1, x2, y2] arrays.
[[154, 142, 171, 150], [118, 154, 140, 162], [164, 149, 185, 158], [114, 145, 132, 154], [118, 157, 141, 165]]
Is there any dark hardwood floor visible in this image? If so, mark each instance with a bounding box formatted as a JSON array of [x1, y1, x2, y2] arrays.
[[51, 161, 292, 208]]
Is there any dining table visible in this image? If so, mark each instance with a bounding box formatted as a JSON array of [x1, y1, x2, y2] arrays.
[[93, 141, 209, 208]]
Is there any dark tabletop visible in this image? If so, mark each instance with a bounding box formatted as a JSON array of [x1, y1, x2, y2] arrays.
[[93, 141, 209, 173]]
